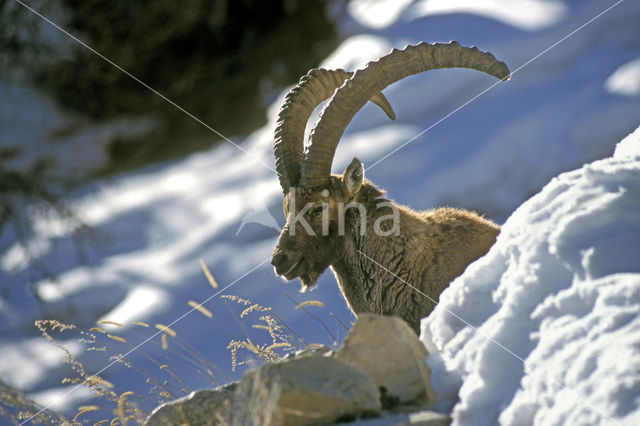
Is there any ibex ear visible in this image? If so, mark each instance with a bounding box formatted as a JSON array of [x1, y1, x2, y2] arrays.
[[342, 157, 364, 196]]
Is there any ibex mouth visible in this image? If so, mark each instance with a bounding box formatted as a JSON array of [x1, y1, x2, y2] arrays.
[[276, 255, 320, 289], [282, 257, 303, 278], [272, 250, 303, 278]]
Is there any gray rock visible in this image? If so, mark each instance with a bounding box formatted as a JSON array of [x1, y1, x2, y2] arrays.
[[145, 382, 236, 425], [282, 343, 331, 360], [230, 352, 381, 425], [335, 314, 437, 405], [143, 316, 443, 425]]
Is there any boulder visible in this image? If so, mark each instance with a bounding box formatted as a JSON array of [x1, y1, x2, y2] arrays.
[[282, 343, 331, 360], [145, 382, 236, 425], [335, 314, 436, 405], [230, 350, 380, 425], [144, 315, 441, 425]]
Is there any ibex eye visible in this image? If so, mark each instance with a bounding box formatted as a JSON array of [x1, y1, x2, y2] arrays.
[[311, 206, 325, 217]]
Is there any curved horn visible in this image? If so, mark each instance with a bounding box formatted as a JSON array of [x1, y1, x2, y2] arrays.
[[299, 41, 510, 188], [274, 69, 396, 193]]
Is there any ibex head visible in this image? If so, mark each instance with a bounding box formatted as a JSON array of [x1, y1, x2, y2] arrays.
[[271, 41, 509, 290]]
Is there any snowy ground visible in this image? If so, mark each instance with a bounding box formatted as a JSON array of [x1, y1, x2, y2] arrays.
[[422, 127, 640, 425], [1, 0, 639, 424]]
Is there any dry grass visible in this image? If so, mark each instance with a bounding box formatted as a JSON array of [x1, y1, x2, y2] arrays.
[[0, 376, 69, 425], [1, 264, 350, 424], [22, 313, 234, 424], [222, 295, 296, 371], [33, 319, 147, 425]]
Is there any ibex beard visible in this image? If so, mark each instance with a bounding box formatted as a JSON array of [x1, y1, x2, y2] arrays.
[[270, 41, 509, 332]]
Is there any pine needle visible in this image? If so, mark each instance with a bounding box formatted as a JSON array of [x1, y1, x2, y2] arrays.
[[133, 321, 149, 327]]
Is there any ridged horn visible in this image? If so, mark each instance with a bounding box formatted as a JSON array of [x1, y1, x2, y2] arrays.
[[274, 69, 396, 193], [299, 41, 510, 188]]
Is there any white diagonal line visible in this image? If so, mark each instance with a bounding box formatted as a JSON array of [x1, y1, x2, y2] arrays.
[[356, 249, 621, 426], [13, 0, 279, 176], [19, 256, 273, 425], [365, 0, 625, 172]]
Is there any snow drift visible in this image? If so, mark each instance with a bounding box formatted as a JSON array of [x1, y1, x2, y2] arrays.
[[422, 126, 640, 425]]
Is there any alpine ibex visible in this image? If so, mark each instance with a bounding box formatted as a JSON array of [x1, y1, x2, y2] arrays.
[[271, 42, 509, 333]]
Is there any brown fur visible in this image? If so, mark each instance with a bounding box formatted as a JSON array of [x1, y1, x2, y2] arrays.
[[272, 161, 499, 333]]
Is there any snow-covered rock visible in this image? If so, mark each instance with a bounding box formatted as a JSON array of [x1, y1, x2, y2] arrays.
[[422, 126, 640, 425]]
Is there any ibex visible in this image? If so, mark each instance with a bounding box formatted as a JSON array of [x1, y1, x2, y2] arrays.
[[271, 42, 509, 333]]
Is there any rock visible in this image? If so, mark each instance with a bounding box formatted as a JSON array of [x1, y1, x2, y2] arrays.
[[143, 316, 442, 425], [335, 314, 437, 405], [144, 382, 236, 425], [230, 351, 381, 425], [282, 343, 331, 360]]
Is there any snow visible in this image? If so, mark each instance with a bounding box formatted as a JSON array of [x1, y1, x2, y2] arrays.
[[28, 385, 93, 415], [408, 0, 568, 31], [0, 338, 84, 390], [1, 0, 640, 423], [422, 127, 640, 425], [606, 57, 640, 97], [347, 0, 414, 30]]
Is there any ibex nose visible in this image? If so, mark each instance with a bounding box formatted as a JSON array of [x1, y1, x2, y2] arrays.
[[271, 250, 288, 274]]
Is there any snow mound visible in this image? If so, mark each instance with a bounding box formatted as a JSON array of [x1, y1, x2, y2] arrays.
[[422, 126, 640, 425]]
